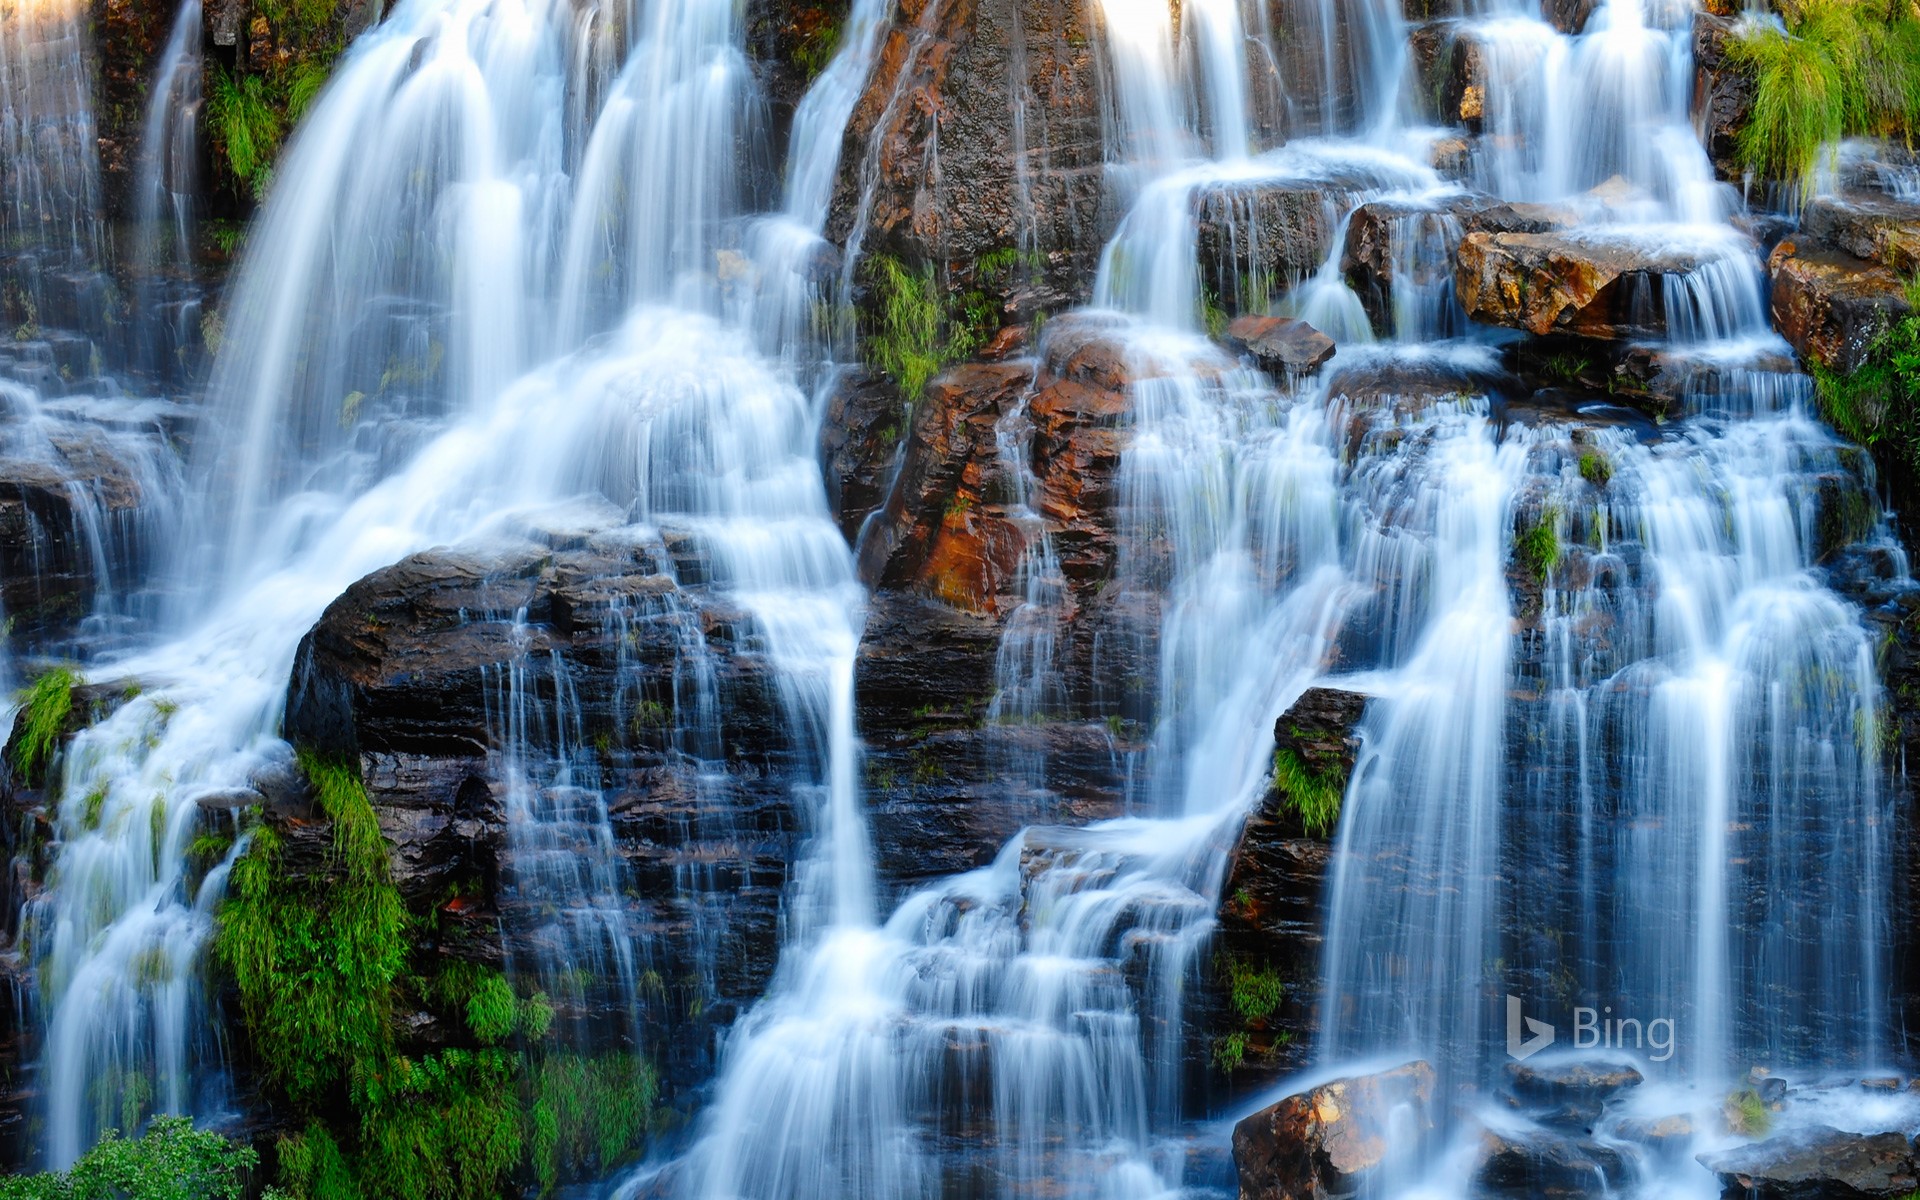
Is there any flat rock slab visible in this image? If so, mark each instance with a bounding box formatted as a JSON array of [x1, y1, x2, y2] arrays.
[[1226, 314, 1336, 374], [1804, 193, 1920, 276], [1698, 1126, 1920, 1200], [1456, 229, 1723, 339]]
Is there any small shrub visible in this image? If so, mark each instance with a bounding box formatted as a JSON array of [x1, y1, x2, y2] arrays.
[[0, 1116, 257, 1200]]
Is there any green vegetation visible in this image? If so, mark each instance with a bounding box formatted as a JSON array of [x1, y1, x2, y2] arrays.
[[217, 751, 653, 1198], [525, 1053, 657, 1194], [207, 68, 284, 190], [864, 248, 1041, 402], [0, 1116, 256, 1200], [219, 750, 407, 1106], [1211, 956, 1289, 1075], [1724, 1086, 1773, 1136], [1517, 508, 1562, 584], [1728, 0, 1920, 193], [13, 666, 77, 786], [206, 0, 349, 195], [1812, 277, 1920, 471], [788, 1, 847, 80], [1577, 450, 1611, 487], [1271, 745, 1344, 836]]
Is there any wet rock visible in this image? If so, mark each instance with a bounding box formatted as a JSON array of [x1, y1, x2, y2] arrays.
[[856, 361, 1036, 610], [825, 0, 1107, 317], [1692, 12, 1756, 183], [1224, 314, 1336, 375], [1505, 1059, 1643, 1106], [1232, 1060, 1437, 1200], [858, 315, 1133, 615], [1200, 688, 1364, 1098], [283, 536, 797, 1089], [1541, 0, 1599, 34], [1697, 1126, 1920, 1200], [1194, 179, 1348, 310], [852, 317, 1144, 888], [1613, 1112, 1694, 1151], [820, 366, 907, 543], [1768, 235, 1912, 374], [0, 430, 150, 647], [1803, 193, 1920, 277], [1475, 1127, 1632, 1197], [1457, 230, 1725, 339]]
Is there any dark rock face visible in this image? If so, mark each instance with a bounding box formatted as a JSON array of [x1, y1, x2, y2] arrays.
[[820, 366, 907, 544], [1195, 180, 1346, 312], [284, 538, 797, 1086], [850, 316, 1146, 891], [1697, 1127, 1920, 1200], [1691, 12, 1755, 184], [1475, 1127, 1631, 1197], [1231, 1060, 1436, 1200], [93, 0, 178, 220], [1802, 194, 1920, 278], [0, 422, 165, 649], [1196, 687, 1364, 1102], [826, 0, 1108, 315]]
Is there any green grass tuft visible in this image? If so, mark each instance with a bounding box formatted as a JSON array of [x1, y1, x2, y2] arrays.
[[1517, 508, 1562, 584], [1271, 746, 1344, 836], [1577, 450, 1612, 487], [13, 666, 76, 786], [1729, 0, 1920, 194]]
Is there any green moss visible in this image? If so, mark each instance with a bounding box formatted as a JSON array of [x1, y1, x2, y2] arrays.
[[205, 0, 348, 198], [525, 1052, 656, 1195], [353, 1049, 522, 1200], [1210, 956, 1288, 1076], [1729, 0, 1920, 193], [0, 1116, 256, 1200], [13, 666, 76, 786], [1271, 746, 1343, 836], [864, 249, 1035, 402], [216, 752, 406, 1106], [1517, 508, 1562, 584], [276, 1121, 361, 1200], [1813, 282, 1920, 470], [1577, 451, 1611, 487], [1724, 1086, 1772, 1136], [219, 751, 647, 1198], [789, 1, 846, 80], [867, 255, 948, 402]]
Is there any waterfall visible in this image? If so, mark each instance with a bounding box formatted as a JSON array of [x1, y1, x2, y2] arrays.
[[129, 0, 204, 385], [1, 0, 1912, 1190]]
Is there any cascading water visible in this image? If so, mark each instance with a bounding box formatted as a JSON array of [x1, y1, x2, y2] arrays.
[[129, 0, 204, 385], [3, 0, 1916, 1191]]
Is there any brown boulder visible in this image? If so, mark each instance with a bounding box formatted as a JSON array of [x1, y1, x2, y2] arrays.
[[1456, 230, 1722, 339], [1768, 236, 1912, 374], [1225, 314, 1337, 375], [826, 0, 1106, 316], [1232, 1060, 1436, 1200]]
